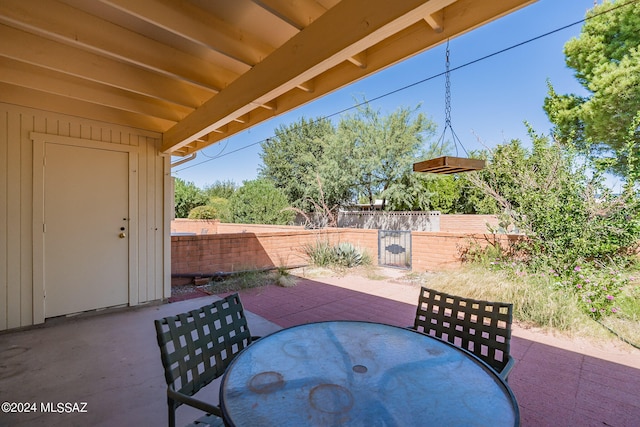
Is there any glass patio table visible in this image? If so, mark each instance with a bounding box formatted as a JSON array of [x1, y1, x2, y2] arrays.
[[220, 321, 519, 426]]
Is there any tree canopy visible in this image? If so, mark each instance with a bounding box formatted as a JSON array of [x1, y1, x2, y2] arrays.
[[173, 178, 208, 218], [259, 101, 437, 218], [467, 129, 640, 266], [202, 180, 237, 199], [229, 179, 295, 225], [259, 117, 335, 209], [543, 0, 640, 178], [328, 102, 436, 210]]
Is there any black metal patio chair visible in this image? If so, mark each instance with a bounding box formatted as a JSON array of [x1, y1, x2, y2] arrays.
[[412, 286, 515, 380], [154, 293, 258, 427]]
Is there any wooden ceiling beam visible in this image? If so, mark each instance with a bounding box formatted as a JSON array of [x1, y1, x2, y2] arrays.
[[424, 11, 445, 33], [211, 125, 228, 134], [0, 57, 189, 122], [0, 82, 174, 132], [233, 114, 250, 124], [347, 52, 367, 68], [169, 0, 536, 154], [252, 101, 277, 111], [162, 0, 460, 152], [0, 25, 212, 108], [0, 0, 234, 92], [422, 0, 456, 33], [252, 0, 329, 30], [297, 81, 315, 93], [0, 0, 537, 149], [101, 0, 275, 67]]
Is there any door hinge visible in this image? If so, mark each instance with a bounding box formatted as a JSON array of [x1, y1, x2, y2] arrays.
[[43, 223, 46, 233]]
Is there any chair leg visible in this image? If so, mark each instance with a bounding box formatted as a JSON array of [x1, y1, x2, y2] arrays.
[[168, 399, 176, 427]]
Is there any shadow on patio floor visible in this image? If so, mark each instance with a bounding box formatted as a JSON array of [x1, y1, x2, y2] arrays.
[[0, 271, 638, 426]]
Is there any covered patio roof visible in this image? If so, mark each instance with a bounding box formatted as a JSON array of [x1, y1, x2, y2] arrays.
[[1, 0, 535, 157]]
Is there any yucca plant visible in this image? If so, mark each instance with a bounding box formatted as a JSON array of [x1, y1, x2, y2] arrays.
[[304, 240, 370, 268], [304, 240, 337, 266], [334, 242, 363, 267]]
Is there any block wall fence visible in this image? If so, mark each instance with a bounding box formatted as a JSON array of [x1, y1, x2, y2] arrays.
[[171, 215, 501, 235], [171, 217, 518, 280]]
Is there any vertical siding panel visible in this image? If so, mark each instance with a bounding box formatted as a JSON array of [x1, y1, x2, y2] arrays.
[[145, 137, 156, 301], [0, 110, 8, 330], [32, 114, 47, 325], [128, 148, 139, 306], [68, 121, 81, 139], [154, 140, 164, 300], [162, 153, 171, 299], [44, 116, 54, 135], [137, 135, 148, 303], [20, 112, 34, 325], [100, 127, 109, 143], [60, 119, 71, 137], [6, 110, 22, 328]]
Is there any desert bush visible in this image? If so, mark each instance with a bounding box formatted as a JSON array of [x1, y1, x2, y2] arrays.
[[555, 263, 628, 320], [468, 131, 640, 268], [188, 205, 217, 219], [304, 240, 370, 268]]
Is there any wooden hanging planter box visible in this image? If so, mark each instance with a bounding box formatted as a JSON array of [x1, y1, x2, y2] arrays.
[[413, 156, 485, 174]]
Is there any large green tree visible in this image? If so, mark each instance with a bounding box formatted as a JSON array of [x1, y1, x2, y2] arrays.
[[258, 102, 437, 219], [259, 117, 335, 208], [202, 180, 237, 199], [543, 0, 640, 178], [229, 179, 295, 225], [173, 178, 207, 218], [326, 102, 436, 210]]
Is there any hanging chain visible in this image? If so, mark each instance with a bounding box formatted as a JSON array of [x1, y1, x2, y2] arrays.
[[435, 39, 469, 158], [444, 40, 452, 129]]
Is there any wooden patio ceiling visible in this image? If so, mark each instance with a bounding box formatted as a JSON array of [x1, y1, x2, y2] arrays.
[[0, 0, 536, 157]]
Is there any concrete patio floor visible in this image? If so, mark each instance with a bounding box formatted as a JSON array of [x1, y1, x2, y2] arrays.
[[1, 268, 639, 427]]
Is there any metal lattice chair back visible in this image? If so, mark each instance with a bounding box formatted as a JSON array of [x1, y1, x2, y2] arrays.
[[413, 287, 515, 379], [154, 293, 255, 426]]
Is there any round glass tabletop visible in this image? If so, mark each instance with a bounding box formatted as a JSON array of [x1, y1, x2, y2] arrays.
[[220, 321, 519, 426]]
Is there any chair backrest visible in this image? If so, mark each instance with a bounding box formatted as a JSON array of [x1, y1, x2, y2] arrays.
[[414, 287, 513, 374], [154, 294, 253, 400]]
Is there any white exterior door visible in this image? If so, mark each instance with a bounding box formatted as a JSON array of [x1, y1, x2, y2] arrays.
[[43, 143, 129, 317]]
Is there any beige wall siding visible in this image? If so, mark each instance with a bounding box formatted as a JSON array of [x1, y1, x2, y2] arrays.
[[0, 103, 169, 330]]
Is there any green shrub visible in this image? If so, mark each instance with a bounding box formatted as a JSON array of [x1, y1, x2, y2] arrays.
[[304, 240, 370, 268], [556, 263, 628, 320], [467, 133, 640, 268], [229, 179, 295, 225], [335, 242, 363, 267], [465, 132, 640, 321], [188, 205, 217, 219], [304, 240, 337, 266], [174, 178, 207, 218], [208, 197, 231, 222]]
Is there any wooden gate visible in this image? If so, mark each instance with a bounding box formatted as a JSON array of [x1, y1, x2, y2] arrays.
[[378, 230, 411, 269]]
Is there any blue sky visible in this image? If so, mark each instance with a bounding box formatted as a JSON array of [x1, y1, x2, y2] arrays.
[[173, 0, 607, 188]]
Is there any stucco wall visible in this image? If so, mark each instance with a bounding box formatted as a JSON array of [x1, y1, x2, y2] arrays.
[[439, 214, 499, 233], [172, 228, 377, 275], [171, 226, 518, 279]]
